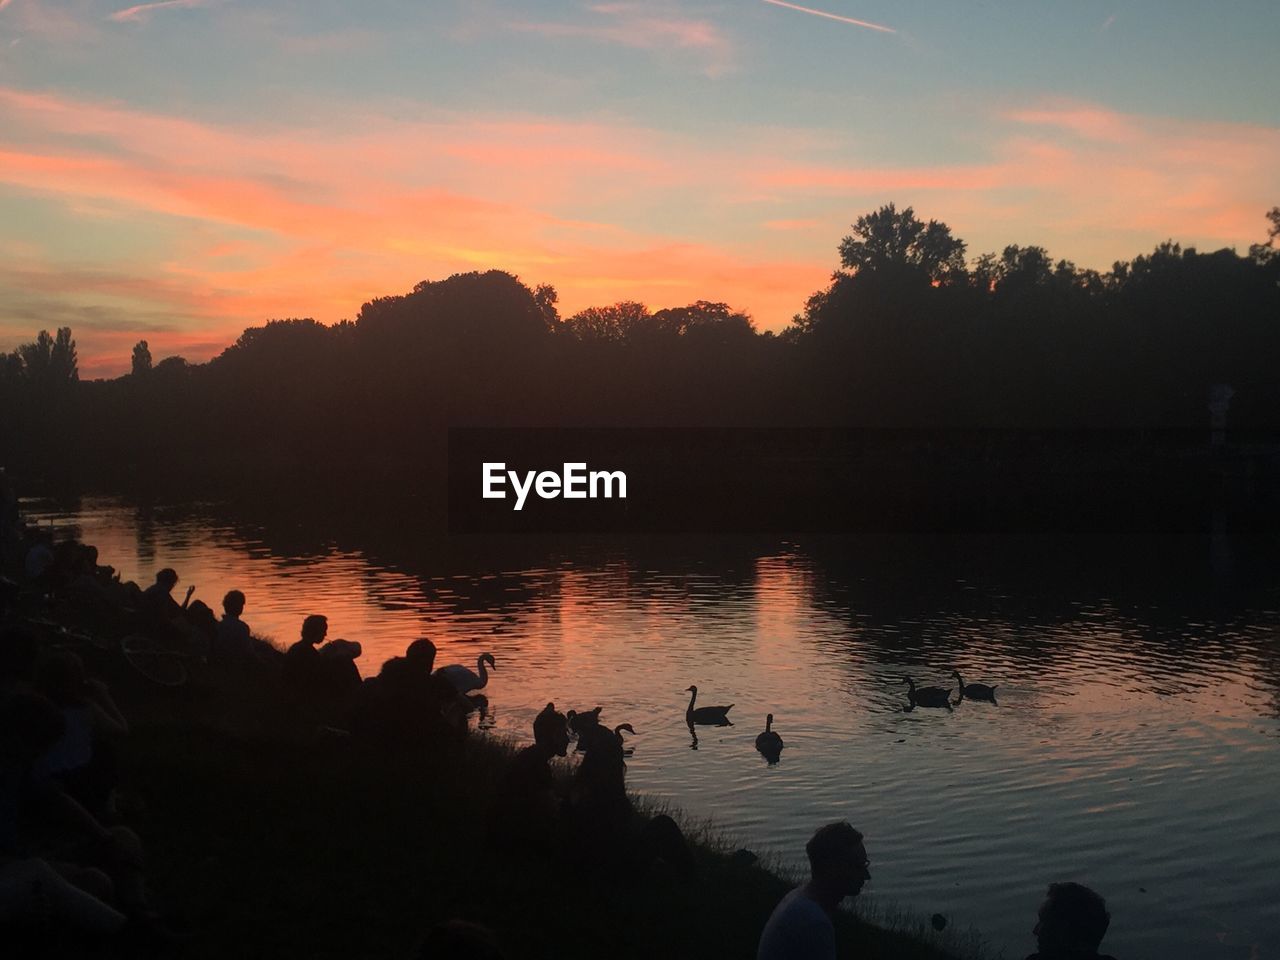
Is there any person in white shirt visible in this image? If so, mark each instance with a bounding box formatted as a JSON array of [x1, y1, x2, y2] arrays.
[[757, 821, 871, 960]]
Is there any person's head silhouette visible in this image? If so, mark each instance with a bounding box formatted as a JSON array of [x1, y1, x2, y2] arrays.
[[1032, 882, 1111, 959], [805, 821, 869, 906], [405, 638, 437, 673], [532, 702, 570, 757], [222, 590, 245, 618], [301, 614, 328, 646]]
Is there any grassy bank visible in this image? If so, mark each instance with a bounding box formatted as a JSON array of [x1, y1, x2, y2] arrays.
[[14, 585, 982, 959], [117, 717, 975, 960]]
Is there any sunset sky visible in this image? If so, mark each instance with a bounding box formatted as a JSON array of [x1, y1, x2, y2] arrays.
[[1, 0, 1277, 377]]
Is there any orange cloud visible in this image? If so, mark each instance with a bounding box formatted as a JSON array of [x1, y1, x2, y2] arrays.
[[1, 88, 1276, 376]]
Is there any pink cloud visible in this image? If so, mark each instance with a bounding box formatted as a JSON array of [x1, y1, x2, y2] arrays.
[[507, 2, 734, 76], [109, 0, 210, 24], [741, 100, 1280, 260]]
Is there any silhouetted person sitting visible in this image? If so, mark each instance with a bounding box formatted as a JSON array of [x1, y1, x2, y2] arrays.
[[1026, 883, 1116, 960], [284, 615, 361, 718], [33, 651, 128, 818], [140, 568, 192, 622], [352, 639, 458, 748], [0, 691, 131, 946], [284, 613, 329, 689], [572, 723, 631, 835], [1, 689, 155, 925], [569, 723, 693, 879], [212, 589, 254, 666], [415, 919, 506, 960], [491, 702, 570, 850], [757, 821, 870, 960]]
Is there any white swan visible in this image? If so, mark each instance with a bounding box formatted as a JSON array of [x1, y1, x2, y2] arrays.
[[437, 652, 495, 694]]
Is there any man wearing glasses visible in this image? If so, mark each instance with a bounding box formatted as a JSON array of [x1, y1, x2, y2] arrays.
[[757, 821, 871, 960]]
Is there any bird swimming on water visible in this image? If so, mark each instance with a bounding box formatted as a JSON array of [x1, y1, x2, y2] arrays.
[[952, 670, 998, 705], [685, 685, 733, 725], [755, 713, 784, 762], [901, 675, 952, 710]]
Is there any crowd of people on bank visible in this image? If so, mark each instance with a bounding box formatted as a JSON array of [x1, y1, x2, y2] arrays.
[[0, 478, 1120, 959]]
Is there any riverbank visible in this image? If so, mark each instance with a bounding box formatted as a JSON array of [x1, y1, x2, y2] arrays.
[[5, 535, 978, 960]]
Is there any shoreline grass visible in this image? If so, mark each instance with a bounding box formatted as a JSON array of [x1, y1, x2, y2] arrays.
[[12, 580, 988, 959]]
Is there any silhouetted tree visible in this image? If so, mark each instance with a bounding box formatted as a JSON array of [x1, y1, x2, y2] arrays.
[[534, 283, 561, 330], [17, 330, 54, 383], [1249, 206, 1280, 264], [132, 340, 153, 376], [4, 206, 1280, 491], [4, 327, 78, 390], [153, 356, 189, 375], [994, 245, 1055, 292], [563, 302, 651, 343], [651, 301, 753, 337], [838, 203, 967, 284], [51, 328, 78, 384]]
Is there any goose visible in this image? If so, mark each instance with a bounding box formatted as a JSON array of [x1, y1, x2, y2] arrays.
[[437, 652, 495, 694], [755, 713, 784, 761], [685, 685, 733, 725], [952, 670, 998, 704], [577, 717, 629, 754], [901, 675, 952, 711], [612, 722, 635, 754]]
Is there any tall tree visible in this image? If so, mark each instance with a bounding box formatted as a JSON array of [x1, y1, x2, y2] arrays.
[[50, 328, 78, 384], [838, 203, 967, 283], [132, 340, 153, 376], [17, 330, 54, 383]]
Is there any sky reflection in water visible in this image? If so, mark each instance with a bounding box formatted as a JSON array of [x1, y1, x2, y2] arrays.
[[28, 497, 1280, 960]]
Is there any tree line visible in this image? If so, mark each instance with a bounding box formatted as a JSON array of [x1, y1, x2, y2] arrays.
[[2, 205, 1278, 489]]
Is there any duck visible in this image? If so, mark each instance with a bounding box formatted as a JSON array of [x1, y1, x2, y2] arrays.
[[686, 685, 733, 725], [901, 675, 952, 711], [579, 720, 634, 755], [437, 652, 495, 694], [755, 713, 784, 761], [952, 670, 998, 705]]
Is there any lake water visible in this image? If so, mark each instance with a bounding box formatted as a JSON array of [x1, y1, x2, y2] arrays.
[[26, 496, 1280, 959]]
